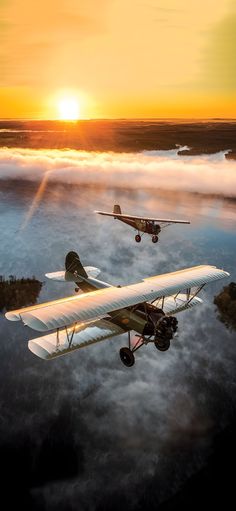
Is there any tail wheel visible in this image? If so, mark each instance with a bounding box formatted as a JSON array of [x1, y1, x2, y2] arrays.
[[120, 347, 135, 367], [135, 234, 141, 243], [154, 338, 170, 351], [152, 235, 158, 243]]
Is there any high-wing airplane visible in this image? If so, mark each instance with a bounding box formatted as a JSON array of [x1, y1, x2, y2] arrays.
[[95, 204, 190, 243], [5, 251, 229, 367]]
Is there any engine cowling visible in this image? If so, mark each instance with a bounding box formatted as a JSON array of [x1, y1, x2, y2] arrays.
[[142, 309, 178, 343], [154, 315, 178, 342]]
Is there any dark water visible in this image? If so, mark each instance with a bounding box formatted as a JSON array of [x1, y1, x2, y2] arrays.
[[0, 134, 236, 509]]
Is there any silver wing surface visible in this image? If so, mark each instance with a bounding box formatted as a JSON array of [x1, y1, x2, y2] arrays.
[[28, 318, 125, 360], [95, 211, 190, 225], [28, 294, 203, 360], [5, 265, 229, 332]]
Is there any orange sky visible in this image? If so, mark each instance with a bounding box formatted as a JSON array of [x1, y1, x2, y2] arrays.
[[0, 0, 235, 119]]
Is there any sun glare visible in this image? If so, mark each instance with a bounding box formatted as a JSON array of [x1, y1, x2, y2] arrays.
[[58, 97, 80, 120]]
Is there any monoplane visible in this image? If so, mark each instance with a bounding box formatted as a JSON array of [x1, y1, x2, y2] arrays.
[[5, 251, 229, 367], [95, 204, 190, 243]]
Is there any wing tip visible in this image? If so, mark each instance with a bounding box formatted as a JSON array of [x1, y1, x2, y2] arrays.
[[222, 270, 230, 277], [28, 340, 50, 360], [45, 272, 55, 280], [5, 311, 21, 321]]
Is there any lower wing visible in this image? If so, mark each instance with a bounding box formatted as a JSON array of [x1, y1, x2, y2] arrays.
[[28, 318, 125, 360]]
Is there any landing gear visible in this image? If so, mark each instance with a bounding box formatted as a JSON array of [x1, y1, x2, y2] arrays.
[[152, 235, 158, 243], [119, 313, 178, 367], [120, 331, 144, 367], [135, 234, 141, 243], [120, 347, 135, 367]]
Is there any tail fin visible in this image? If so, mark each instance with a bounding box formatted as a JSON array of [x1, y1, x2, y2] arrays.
[[65, 251, 88, 279], [113, 204, 121, 215]]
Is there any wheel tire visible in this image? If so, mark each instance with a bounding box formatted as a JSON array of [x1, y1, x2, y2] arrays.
[[152, 235, 158, 243], [154, 338, 170, 352], [135, 234, 141, 243], [120, 347, 135, 367]]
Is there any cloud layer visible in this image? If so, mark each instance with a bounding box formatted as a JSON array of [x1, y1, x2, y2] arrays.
[[0, 147, 236, 198]]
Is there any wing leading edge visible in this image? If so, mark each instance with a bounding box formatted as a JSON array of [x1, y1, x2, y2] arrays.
[[5, 265, 229, 333]]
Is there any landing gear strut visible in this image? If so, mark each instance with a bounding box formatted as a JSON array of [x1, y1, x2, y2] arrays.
[[120, 332, 144, 367], [135, 234, 141, 243], [152, 235, 158, 243]]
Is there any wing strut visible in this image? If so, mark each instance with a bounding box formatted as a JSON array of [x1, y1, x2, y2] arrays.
[[56, 328, 59, 349], [56, 323, 78, 350], [186, 284, 205, 305], [152, 284, 206, 310]]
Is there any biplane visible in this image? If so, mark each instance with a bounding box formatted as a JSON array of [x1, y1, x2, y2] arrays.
[[5, 251, 229, 367], [95, 204, 190, 243]]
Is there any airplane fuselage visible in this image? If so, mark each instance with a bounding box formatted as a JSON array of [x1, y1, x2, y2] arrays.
[[116, 216, 161, 235], [75, 274, 150, 335]]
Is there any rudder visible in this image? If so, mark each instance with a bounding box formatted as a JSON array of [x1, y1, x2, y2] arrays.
[[113, 204, 121, 215], [65, 251, 88, 279]]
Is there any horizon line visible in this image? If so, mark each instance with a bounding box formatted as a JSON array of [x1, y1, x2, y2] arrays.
[[0, 116, 236, 122]]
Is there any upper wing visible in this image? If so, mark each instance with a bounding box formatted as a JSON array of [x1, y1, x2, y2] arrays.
[[95, 211, 190, 225], [28, 318, 125, 360], [5, 265, 229, 332]]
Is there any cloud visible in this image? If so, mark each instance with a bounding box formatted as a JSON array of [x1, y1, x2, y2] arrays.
[[0, 146, 236, 198]]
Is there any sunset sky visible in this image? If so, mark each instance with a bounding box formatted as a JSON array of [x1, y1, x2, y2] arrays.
[[0, 0, 235, 119]]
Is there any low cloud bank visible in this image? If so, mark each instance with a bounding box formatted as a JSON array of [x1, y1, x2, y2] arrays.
[[0, 146, 235, 197]]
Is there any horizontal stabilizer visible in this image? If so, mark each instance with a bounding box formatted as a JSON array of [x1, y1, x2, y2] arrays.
[[45, 266, 101, 282], [28, 319, 125, 360]]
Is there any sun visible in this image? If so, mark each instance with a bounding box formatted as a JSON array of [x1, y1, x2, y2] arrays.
[[58, 97, 80, 120]]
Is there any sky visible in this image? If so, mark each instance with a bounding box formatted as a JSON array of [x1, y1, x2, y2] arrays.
[[0, 0, 236, 119]]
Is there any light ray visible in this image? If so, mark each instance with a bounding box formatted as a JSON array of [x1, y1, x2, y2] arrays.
[[20, 172, 50, 230]]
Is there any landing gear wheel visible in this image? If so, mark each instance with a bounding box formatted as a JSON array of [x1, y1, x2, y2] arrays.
[[120, 347, 135, 367], [154, 338, 170, 352], [152, 235, 158, 243], [135, 234, 141, 243]]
